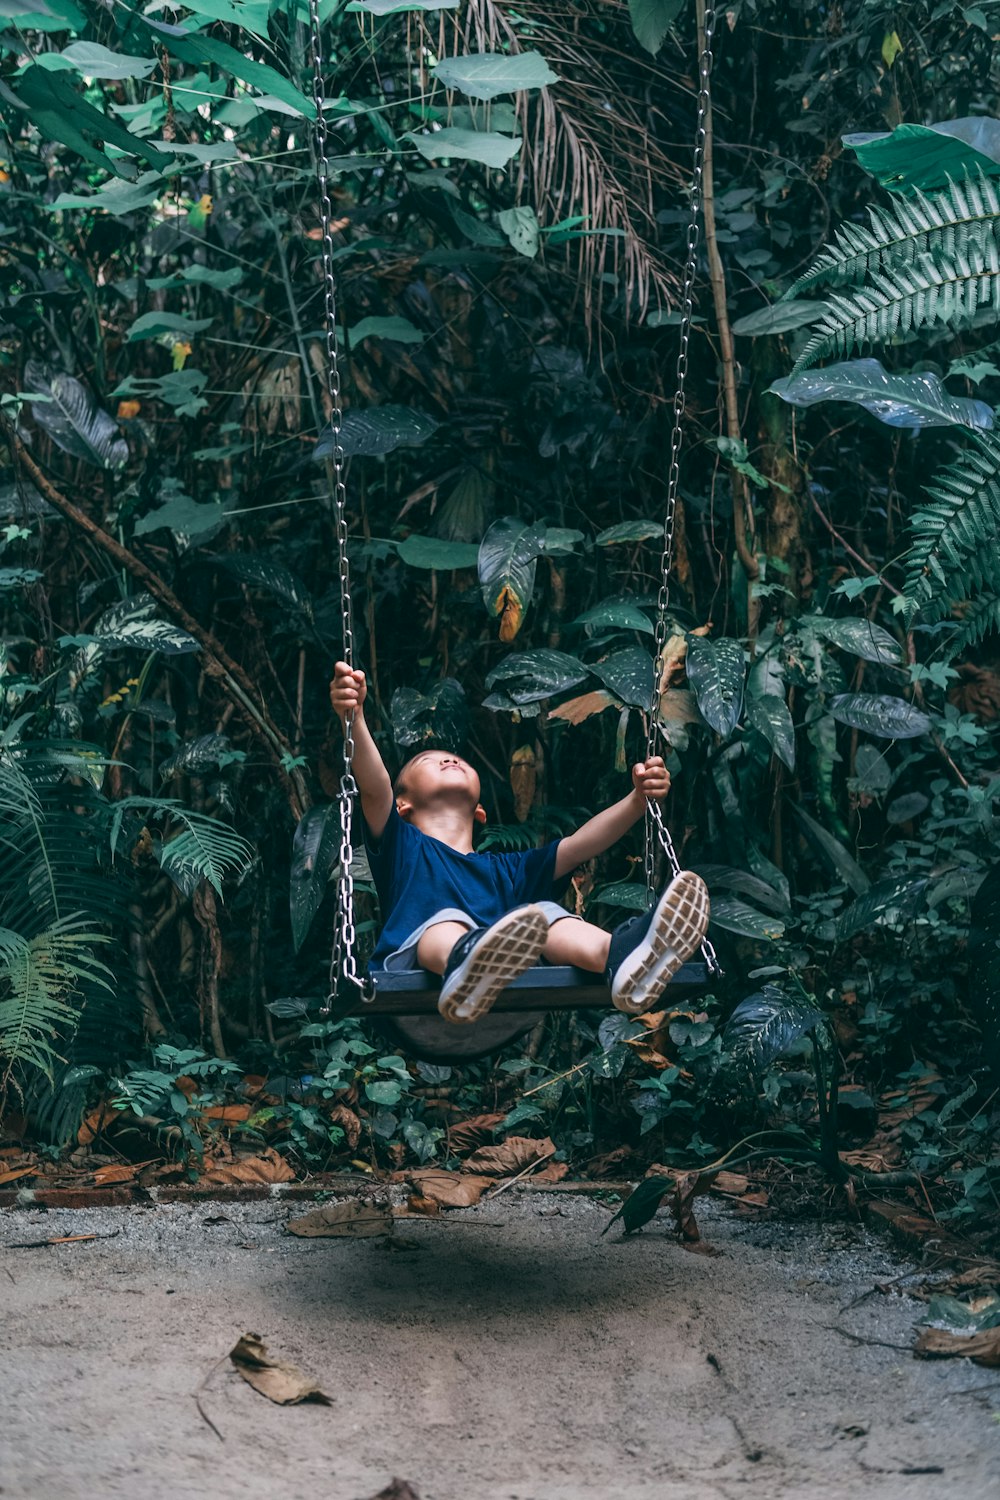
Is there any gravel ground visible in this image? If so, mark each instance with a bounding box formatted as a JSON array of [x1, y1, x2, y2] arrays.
[[1, 1191, 999, 1500]]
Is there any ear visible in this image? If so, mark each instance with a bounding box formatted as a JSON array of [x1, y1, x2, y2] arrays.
[[473, 802, 487, 826], [396, 795, 413, 822]]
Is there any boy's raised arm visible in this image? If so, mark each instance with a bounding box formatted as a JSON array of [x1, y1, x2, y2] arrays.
[[553, 757, 671, 880], [329, 662, 394, 838]]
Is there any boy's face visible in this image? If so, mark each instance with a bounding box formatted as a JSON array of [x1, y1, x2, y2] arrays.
[[396, 750, 485, 822]]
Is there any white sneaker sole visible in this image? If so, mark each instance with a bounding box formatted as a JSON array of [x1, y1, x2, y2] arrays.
[[438, 906, 549, 1025], [611, 871, 710, 1015]]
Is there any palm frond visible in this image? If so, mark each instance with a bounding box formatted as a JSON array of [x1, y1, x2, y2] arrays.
[[789, 173, 1000, 296], [793, 240, 1000, 372], [427, 0, 685, 326]]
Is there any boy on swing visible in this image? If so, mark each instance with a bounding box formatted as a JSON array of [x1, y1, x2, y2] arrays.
[[331, 661, 710, 1025]]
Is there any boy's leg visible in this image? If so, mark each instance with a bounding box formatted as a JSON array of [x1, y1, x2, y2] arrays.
[[543, 917, 611, 972], [432, 907, 550, 1025], [416, 921, 473, 975]]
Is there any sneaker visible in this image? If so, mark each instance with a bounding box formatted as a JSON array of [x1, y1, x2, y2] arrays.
[[606, 870, 710, 1015], [438, 905, 549, 1025]]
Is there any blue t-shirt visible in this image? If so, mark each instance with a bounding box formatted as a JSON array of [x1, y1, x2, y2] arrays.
[[364, 804, 566, 968]]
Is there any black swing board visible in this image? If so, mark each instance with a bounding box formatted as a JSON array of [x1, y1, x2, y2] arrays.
[[338, 961, 711, 1017]]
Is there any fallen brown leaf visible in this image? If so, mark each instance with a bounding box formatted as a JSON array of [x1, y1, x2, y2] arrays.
[[672, 1171, 708, 1243], [360, 1481, 422, 1500], [447, 1112, 506, 1153], [534, 1160, 570, 1185], [914, 1325, 1000, 1367], [77, 1102, 123, 1146], [405, 1194, 441, 1217], [586, 1145, 634, 1178], [710, 1172, 750, 1196], [229, 1332, 332, 1404], [200, 1104, 252, 1124], [407, 1169, 492, 1208], [91, 1162, 143, 1186], [463, 1136, 555, 1177], [0, 1164, 38, 1186], [329, 1104, 362, 1150], [286, 1200, 392, 1238], [200, 1148, 294, 1187]]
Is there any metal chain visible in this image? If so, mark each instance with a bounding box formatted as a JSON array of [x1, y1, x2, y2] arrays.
[[307, 0, 369, 1012], [643, 5, 721, 977]]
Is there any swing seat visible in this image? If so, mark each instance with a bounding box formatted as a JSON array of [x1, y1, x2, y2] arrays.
[[333, 962, 712, 1063], [364, 961, 711, 1014]]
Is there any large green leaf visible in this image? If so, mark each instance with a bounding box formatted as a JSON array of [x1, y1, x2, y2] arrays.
[[828, 693, 932, 740], [836, 875, 929, 942], [391, 678, 467, 749], [93, 595, 200, 656], [10, 65, 172, 175], [23, 363, 128, 471], [693, 864, 790, 916], [573, 600, 654, 636], [50, 173, 164, 216], [134, 494, 232, 542], [595, 520, 663, 546], [811, 616, 902, 666], [710, 897, 785, 941], [47, 43, 158, 81], [355, 0, 457, 11], [290, 805, 340, 952], [317, 406, 439, 458], [140, 18, 315, 117], [147, 266, 244, 291], [733, 300, 826, 336], [397, 536, 480, 570], [433, 51, 558, 101], [627, 0, 684, 56], [745, 691, 795, 770], [499, 205, 540, 258], [348, 315, 423, 346], [211, 554, 313, 618], [484, 648, 589, 705], [405, 129, 523, 168], [721, 985, 826, 1078], [844, 118, 1000, 193], [770, 359, 993, 431], [591, 647, 655, 709], [791, 804, 870, 894], [126, 312, 213, 343], [478, 517, 544, 642], [685, 636, 745, 737]]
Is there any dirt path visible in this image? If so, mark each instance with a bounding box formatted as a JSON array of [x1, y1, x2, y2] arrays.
[[1, 1192, 998, 1500]]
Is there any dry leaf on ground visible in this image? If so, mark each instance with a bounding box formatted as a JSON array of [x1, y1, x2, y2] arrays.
[[329, 1104, 362, 1150], [447, 1113, 506, 1152], [200, 1104, 252, 1124], [405, 1194, 441, 1217], [914, 1326, 1000, 1367], [672, 1171, 708, 1243], [534, 1160, 569, 1185], [200, 1147, 294, 1186], [710, 1172, 750, 1196], [229, 1332, 332, 1404], [407, 1169, 492, 1208], [77, 1102, 123, 1146], [286, 1200, 392, 1238], [92, 1163, 140, 1186], [0, 1164, 38, 1186], [361, 1480, 422, 1500], [463, 1136, 555, 1177]]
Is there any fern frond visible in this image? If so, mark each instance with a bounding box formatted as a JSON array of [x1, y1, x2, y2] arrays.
[[0, 916, 113, 1087], [793, 240, 1000, 372], [160, 809, 255, 897], [949, 592, 1000, 652], [789, 174, 1000, 296], [903, 435, 1000, 612]]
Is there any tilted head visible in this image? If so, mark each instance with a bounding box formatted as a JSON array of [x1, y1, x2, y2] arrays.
[[394, 749, 486, 825]]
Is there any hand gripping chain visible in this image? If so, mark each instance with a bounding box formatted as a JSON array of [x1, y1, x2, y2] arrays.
[[642, 5, 722, 978]]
